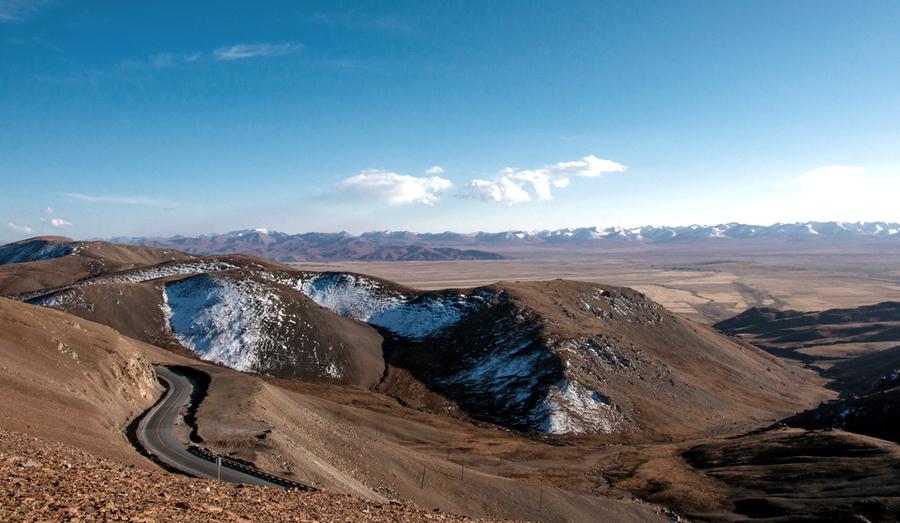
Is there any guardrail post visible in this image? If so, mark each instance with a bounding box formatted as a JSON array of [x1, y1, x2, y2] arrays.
[[217, 456, 222, 481]]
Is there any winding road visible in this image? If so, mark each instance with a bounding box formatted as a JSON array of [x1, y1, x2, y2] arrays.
[[136, 365, 285, 487]]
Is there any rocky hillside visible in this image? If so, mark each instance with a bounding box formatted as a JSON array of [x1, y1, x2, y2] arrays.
[[301, 275, 827, 437], [24, 259, 386, 389], [0, 297, 172, 465]]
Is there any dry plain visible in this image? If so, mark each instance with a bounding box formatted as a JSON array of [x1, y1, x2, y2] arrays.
[[293, 253, 900, 324]]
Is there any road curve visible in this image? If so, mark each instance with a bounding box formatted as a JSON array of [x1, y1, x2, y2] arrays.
[[136, 365, 282, 487]]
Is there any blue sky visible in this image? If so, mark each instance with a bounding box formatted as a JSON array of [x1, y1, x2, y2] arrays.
[[1, 1, 899, 241]]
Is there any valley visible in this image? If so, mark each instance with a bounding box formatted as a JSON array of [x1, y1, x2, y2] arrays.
[[1, 236, 899, 521]]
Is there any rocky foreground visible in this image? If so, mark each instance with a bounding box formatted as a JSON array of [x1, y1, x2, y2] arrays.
[[0, 430, 488, 522]]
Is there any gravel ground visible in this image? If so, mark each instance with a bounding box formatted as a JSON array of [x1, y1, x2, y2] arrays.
[[0, 429, 496, 522]]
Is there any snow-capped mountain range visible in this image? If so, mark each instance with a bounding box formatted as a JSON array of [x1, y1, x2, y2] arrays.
[[384, 221, 900, 243], [109, 221, 899, 261]]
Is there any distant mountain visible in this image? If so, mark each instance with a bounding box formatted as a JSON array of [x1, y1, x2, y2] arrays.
[[111, 229, 506, 262], [109, 221, 900, 262], [446, 221, 900, 245]]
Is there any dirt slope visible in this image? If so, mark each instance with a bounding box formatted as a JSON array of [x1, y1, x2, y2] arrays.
[[0, 297, 185, 465], [186, 364, 673, 523], [0, 429, 486, 522]]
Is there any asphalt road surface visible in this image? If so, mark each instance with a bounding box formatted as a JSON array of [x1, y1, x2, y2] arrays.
[[136, 365, 280, 487]]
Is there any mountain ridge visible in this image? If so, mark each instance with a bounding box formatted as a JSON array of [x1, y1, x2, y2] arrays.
[[102, 221, 900, 261]]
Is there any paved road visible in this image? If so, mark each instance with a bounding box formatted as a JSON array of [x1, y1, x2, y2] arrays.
[[136, 365, 281, 487]]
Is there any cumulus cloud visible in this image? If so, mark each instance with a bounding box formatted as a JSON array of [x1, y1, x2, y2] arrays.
[[425, 165, 445, 174], [466, 154, 626, 204], [66, 193, 179, 207], [338, 170, 452, 205], [49, 218, 72, 228], [6, 222, 33, 233], [214, 42, 303, 61]]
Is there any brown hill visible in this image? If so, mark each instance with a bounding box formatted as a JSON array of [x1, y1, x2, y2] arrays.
[[24, 261, 386, 388], [0, 236, 192, 297], [0, 296, 670, 522], [5, 239, 829, 439], [714, 301, 900, 369], [373, 279, 829, 438], [828, 344, 900, 394], [0, 296, 182, 465], [783, 388, 900, 444], [716, 301, 900, 445], [682, 428, 900, 521], [5, 238, 881, 521]]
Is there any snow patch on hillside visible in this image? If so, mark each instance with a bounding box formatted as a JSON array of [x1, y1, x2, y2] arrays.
[[441, 337, 551, 406], [370, 296, 485, 339], [0, 242, 73, 265], [533, 379, 623, 434], [298, 273, 487, 339], [28, 288, 92, 312], [299, 273, 403, 321], [162, 274, 284, 371], [86, 261, 237, 286]]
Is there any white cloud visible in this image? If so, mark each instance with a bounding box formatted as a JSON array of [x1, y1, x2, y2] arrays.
[[45, 206, 53, 214], [6, 222, 33, 234], [425, 165, 445, 174], [49, 218, 72, 228], [466, 154, 626, 205], [468, 178, 532, 204], [338, 170, 452, 205], [213, 42, 303, 61], [66, 193, 179, 207]]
